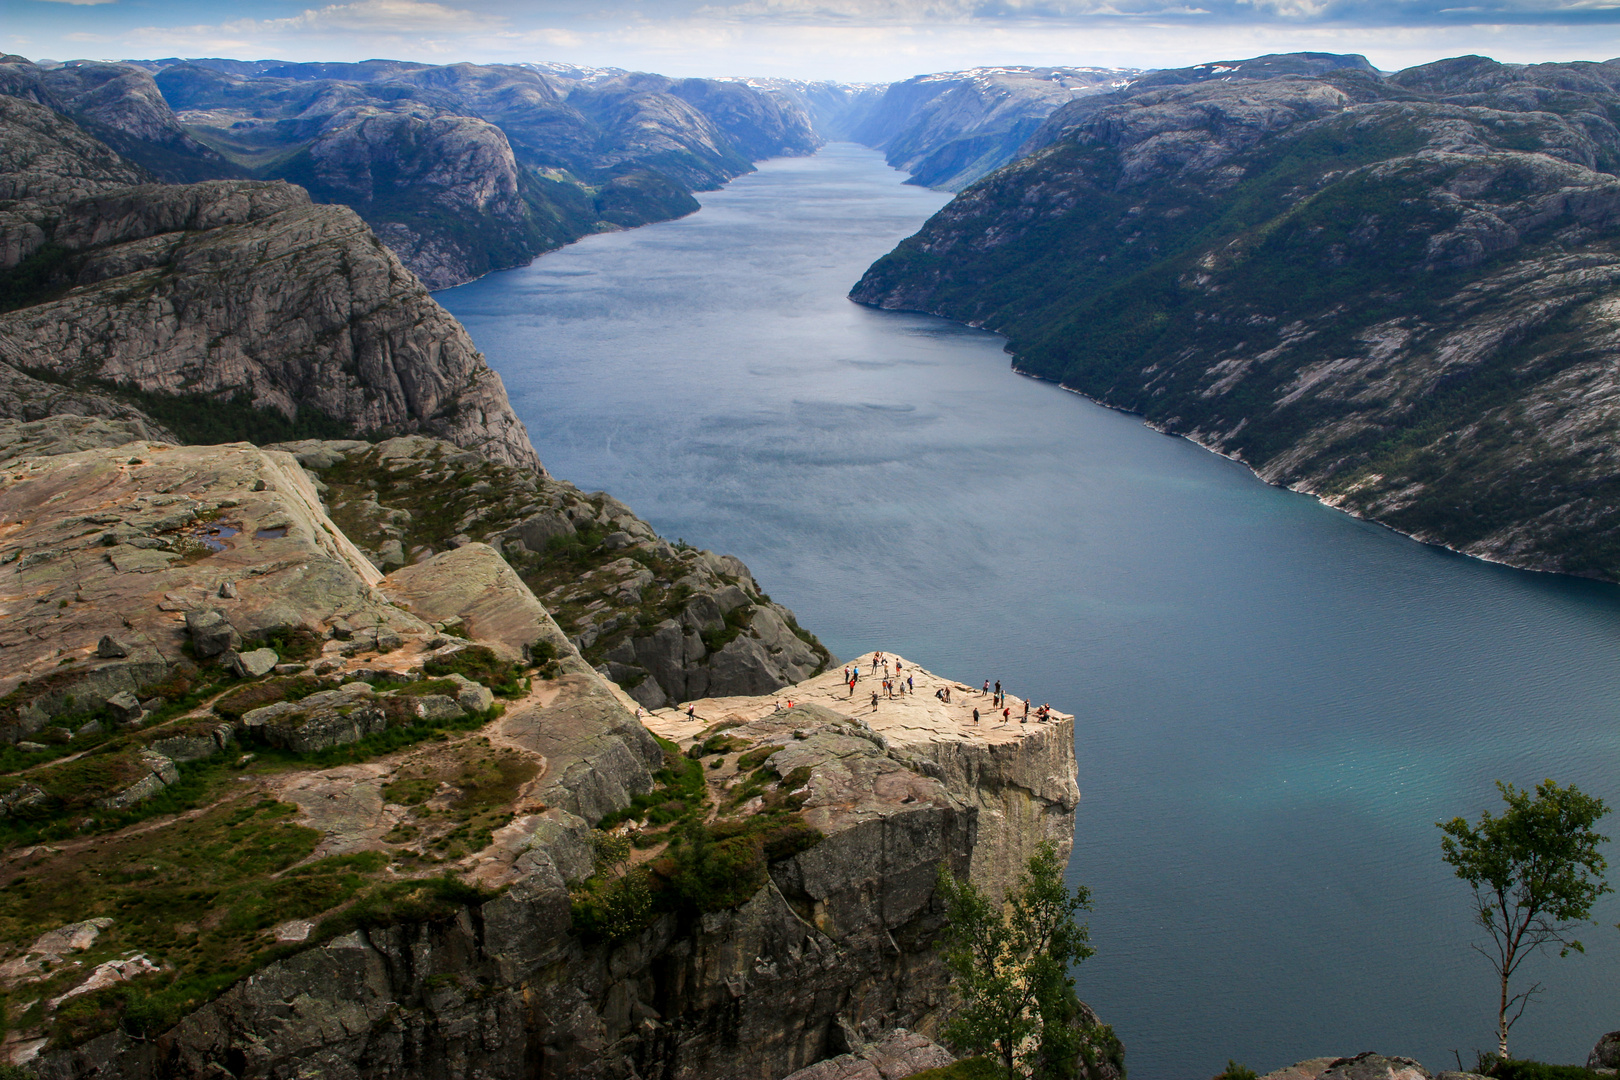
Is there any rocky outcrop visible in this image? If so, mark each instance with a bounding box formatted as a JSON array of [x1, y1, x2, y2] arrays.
[[275, 434, 834, 707], [1591, 1030, 1620, 1070], [851, 66, 1138, 190], [0, 102, 541, 469], [853, 53, 1620, 581], [1259, 1053, 1486, 1080]]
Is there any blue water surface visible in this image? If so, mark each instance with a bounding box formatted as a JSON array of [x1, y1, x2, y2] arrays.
[[439, 143, 1620, 1080]]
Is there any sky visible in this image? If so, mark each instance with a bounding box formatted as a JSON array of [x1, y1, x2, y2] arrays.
[[5, 0, 1620, 83]]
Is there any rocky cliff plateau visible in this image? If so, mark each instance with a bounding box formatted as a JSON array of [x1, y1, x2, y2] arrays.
[[853, 52, 1620, 581], [0, 422, 1086, 1080]]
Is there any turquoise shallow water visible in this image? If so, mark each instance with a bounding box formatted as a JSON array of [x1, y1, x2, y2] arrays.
[[439, 143, 1620, 1080]]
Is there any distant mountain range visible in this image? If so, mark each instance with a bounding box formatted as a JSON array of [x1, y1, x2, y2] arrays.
[[1, 54, 1145, 288]]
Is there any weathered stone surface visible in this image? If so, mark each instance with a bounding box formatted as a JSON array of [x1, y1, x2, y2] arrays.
[[104, 691, 143, 726], [241, 684, 390, 754], [185, 610, 239, 659], [95, 635, 129, 659], [0, 437, 436, 742], [0, 86, 542, 469], [1592, 1031, 1620, 1070], [781, 1029, 955, 1080], [382, 542, 578, 667], [227, 648, 278, 678]]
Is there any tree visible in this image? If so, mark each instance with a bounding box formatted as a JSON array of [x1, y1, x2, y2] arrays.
[[1438, 779, 1612, 1059], [936, 842, 1104, 1080]]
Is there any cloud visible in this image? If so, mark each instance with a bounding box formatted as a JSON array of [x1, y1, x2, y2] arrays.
[[697, 0, 1620, 22]]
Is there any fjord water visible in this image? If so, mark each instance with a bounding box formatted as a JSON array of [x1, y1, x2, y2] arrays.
[[439, 144, 1620, 1079]]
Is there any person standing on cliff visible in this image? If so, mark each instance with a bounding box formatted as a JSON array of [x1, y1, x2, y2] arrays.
[[982, 679, 990, 696], [907, 675, 914, 694], [1023, 699, 1030, 721], [995, 679, 1001, 699], [871, 689, 880, 711], [972, 707, 980, 724]]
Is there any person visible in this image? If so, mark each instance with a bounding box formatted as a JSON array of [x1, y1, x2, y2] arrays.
[[687, 703, 695, 719], [848, 677, 855, 698], [995, 679, 1001, 698], [1003, 706, 1011, 723], [982, 679, 990, 695], [907, 675, 913, 694], [935, 688, 944, 702], [871, 690, 879, 710], [972, 707, 980, 724], [843, 666, 849, 683], [1023, 699, 1030, 721], [896, 660, 903, 674], [635, 705, 644, 721]]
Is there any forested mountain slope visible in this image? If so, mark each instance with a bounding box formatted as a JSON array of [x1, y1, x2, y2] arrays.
[[853, 54, 1620, 580]]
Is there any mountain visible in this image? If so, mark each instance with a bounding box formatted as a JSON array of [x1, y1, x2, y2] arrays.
[[6, 56, 824, 289], [852, 53, 1620, 580], [0, 89, 539, 467], [849, 66, 1139, 189]]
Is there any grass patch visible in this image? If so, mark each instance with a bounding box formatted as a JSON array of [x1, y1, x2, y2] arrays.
[[422, 647, 526, 699]]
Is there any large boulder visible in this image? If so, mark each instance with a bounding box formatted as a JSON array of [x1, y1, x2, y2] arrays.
[[1591, 1031, 1620, 1070]]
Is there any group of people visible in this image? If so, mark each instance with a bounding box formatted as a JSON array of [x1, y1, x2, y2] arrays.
[[839, 651, 1057, 725]]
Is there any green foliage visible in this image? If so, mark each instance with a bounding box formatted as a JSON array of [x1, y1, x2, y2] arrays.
[[313, 874, 497, 939], [213, 675, 328, 720], [590, 829, 632, 877], [1485, 1060, 1610, 1080], [570, 867, 656, 942], [936, 842, 1098, 1080], [423, 646, 527, 698], [0, 243, 77, 313], [598, 738, 710, 830], [910, 1060, 1005, 1080], [103, 385, 357, 446], [1439, 779, 1612, 1057], [1214, 1063, 1260, 1080]]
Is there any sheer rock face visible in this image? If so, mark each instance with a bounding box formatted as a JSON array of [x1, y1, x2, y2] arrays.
[[853, 54, 1620, 580], [0, 101, 542, 472], [30, 693, 1074, 1080], [851, 65, 1139, 190]]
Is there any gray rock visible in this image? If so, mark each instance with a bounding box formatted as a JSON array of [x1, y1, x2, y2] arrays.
[[0, 782, 51, 816], [95, 635, 129, 659], [782, 1029, 955, 1080], [227, 648, 279, 679], [446, 674, 494, 714], [185, 608, 239, 659], [1592, 1032, 1620, 1071], [104, 691, 143, 725], [395, 694, 465, 723]]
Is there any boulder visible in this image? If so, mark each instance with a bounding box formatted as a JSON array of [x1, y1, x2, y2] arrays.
[[1591, 1032, 1620, 1071], [185, 608, 239, 658], [104, 690, 143, 726], [95, 635, 128, 659], [446, 674, 494, 714], [227, 648, 279, 679]]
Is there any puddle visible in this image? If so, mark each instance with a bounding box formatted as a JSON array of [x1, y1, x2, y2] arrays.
[[255, 527, 288, 540], [197, 525, 239, 552]]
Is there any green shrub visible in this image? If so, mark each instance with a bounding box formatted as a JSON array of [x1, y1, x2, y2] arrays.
[[1487, 1060, 1607, 1080], [1215, 1062, 1259, 1080], [423, 647, 526, 698]]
